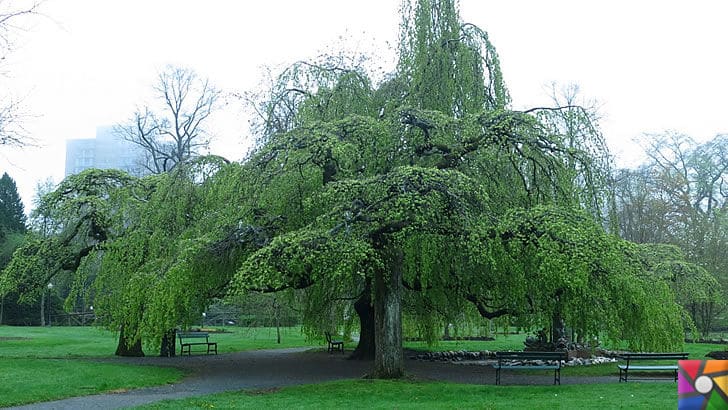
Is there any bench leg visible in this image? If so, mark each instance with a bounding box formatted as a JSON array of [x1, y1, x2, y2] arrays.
[[554, 369, 560, 385], [327, 342, 344, 354], [495, 368, 500, 385]]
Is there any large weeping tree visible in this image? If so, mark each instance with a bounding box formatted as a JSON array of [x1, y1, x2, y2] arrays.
[[1, 0, 694, 374], [0, 169, 149, 355], [227, 0, 684, 378], [1, 158, 240, 356]]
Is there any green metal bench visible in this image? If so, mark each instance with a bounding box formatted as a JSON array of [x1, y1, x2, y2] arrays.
[[177, 331, 218, 356], [325, 331, 344, 354], [493, 351, 568, 385], [617, 352, 688, 382]]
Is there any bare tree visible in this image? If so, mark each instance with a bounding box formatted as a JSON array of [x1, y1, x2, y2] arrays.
[[116, 65, 220, 174], [0, 0, 43, 148]]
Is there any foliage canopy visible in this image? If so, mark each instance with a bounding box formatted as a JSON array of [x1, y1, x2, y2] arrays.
[[1, 0, 704, 374]]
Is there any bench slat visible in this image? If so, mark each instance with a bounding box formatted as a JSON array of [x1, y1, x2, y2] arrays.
[[618, 365, 677, 370], [498, 365, 560, 370], [176, 331, 218, 356], [177, 332, 209, 338], [493, 351, 568, 386], [496, 352, 566, 358], [618, 353, 688, 360], [617, 352, 686, 382]]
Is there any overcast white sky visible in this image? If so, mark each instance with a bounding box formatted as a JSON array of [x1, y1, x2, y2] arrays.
[[2, 0, 728, 212]]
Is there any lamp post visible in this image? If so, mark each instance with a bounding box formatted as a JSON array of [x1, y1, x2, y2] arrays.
[[46, 283, 53, 326]]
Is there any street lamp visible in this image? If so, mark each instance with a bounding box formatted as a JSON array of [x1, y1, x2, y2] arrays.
[[46, 283, 53, 326]]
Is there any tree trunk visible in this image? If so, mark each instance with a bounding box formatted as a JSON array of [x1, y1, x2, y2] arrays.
[[40, 291, 45, 326], [372, 248, 404, 378], [274, 297, 281, 344], [551, 311, 566, 350], [115, 324, 145, 357], [350, 283, 375, 360], [159, 329, 176, 357]]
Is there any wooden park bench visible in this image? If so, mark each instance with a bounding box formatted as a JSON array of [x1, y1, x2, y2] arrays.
[[617, 352, 688, 382], [177, 331, 218, 356], [325, 331, 344, 354], [493, 351, 568, 385]]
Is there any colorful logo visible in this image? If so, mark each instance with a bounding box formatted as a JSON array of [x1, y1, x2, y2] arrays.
[[678, 360, 728, 409]]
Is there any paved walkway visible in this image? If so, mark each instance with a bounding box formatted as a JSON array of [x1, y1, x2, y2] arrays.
[[6, 348, 615, 410]]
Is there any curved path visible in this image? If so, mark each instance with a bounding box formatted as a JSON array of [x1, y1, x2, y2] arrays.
[[7, 348, 616, 409]]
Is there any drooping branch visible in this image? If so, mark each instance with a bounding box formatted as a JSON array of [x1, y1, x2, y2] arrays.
[[466, 294, 512, 320], [521, 105, 586, 115], [400, 109, 435, 140]]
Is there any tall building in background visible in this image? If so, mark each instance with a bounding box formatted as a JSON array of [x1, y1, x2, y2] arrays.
[[65, 126, 147, 177]]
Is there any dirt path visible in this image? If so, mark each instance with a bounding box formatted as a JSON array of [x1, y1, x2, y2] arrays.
[[5, 348, 616, 409]]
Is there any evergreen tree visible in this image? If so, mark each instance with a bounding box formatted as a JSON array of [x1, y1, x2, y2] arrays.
[[0, 172, 26, 234]]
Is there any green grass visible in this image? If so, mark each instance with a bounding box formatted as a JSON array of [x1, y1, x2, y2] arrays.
[[0, 325, 121, 357], [0, 325, 320, 357], [683, 341, 727, 358], [0, 358, 183, 407], [0, 325, 317, 407], [1, 325, 722, 408], [139, 379, 678, 409], [404, 333, 525, 352], [207, 326, 317, 353], [0, 326, 182, 407]]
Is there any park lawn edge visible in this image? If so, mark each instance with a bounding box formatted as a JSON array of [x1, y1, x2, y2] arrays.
[[0, 357, 186, 407], [138, 379, 678, 409]]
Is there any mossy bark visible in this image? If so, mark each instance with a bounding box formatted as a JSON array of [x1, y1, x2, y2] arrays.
[[159, 329, 176, 357], [115, 324, 144, 357], [350, 282, 375, 360], [372, 249, 404, 378]]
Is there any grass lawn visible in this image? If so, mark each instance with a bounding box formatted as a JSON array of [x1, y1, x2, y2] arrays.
[[0, 326, 180, 407], [404, 333, 525, 352], [0, 325, 120, 357], [209, 326, 316, 353], [1, 325, 723, 408], [0, 325, 318, 407], [139, 379, 679, 409], [0, 358, 183, 407]]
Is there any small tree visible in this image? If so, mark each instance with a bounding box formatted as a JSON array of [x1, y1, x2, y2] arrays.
[[0, 172, 26, 234]]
